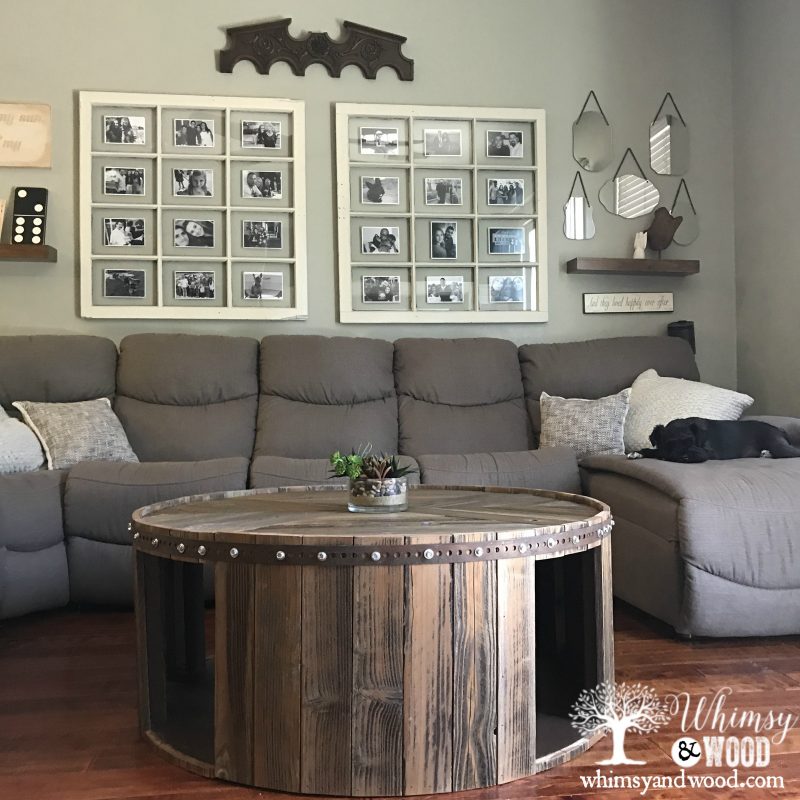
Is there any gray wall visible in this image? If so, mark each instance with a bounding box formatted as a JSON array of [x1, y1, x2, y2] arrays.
[[0, 0, 737, 387], [733, 0, 800, 413]]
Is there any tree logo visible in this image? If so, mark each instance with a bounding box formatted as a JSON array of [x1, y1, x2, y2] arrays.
[[569, 681, 670, 765]]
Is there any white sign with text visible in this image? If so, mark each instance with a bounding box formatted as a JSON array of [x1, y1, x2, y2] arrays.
[[583, 292, 674, 314]]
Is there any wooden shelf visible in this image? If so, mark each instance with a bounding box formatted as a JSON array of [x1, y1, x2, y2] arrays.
[[0, 244, 57, 263], [566, 257, 699, 276]]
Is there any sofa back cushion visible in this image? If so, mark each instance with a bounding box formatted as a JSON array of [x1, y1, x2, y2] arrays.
[[519, 336, 699, 438], [0, 335, 117, 414], [254, 335, 398, 458], [115, 334, 258, 461], [395, 338, 531, 456]]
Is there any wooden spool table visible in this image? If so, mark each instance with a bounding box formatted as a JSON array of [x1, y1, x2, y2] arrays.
[[132, 485, 614, 796]]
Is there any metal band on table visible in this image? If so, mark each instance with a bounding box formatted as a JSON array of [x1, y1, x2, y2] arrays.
[[130, 518, 614, 566]]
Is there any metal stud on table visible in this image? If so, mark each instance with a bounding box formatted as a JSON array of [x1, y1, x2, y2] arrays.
[[197, 545, 207, 556], [371, 551, 381, 562], [317, 551, 327, 562], [151, 538, 159, 548], [518, 543, 528, 553], [423, 548, 434, 560], [547, 537, 556, 548], [474, 547, 484, 557], [133, 532, 140, 540], [176, 543, 185, 554], [230, 547, 239, 559], [275, 550, 286, 561]]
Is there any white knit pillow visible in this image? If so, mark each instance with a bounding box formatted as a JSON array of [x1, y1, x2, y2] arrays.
[[624, 369, 754, 452], [539, 389, 631, 459], [0, 406, 45, 473]]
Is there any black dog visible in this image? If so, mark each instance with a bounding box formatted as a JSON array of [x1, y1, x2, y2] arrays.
[[638, 417, 800, 463]]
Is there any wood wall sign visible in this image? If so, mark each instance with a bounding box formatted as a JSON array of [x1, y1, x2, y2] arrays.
[[0, 103, 51, 168], [218, 18, 414, 81], [583, 292, 674, 314]]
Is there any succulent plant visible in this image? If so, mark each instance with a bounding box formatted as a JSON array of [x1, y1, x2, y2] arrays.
[[330, 444, 416, 481]]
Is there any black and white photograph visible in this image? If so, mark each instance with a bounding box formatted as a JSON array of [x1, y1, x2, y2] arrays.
[[487, 130, 524, 158], [241, 120, 281, 149], [489, 275, 526, 303], [424, 177, 462, 205], [426, 276, 464, 304], [104, 116, 146, 145], [174, 271, 215, 300], [361, 226, 400, 254], [487, 178, 524, 205], [103, 167, 144, 195], [173, 169, 213, 197], [488, 226, 525, 255], [241, 170, 283, 199], [103, 269, 146, 298], [361, 176, 400, 205], [423, 129, 462, 157], [362, 275, 401, 303], [173, 219, 214, 248], [359, 127, 399, 155], [104, 218, 145, 247], [430, 221, 457, 259], [243, 271, 284, 300], [243, 221, 283, 249], [174, 119, 215, 147]]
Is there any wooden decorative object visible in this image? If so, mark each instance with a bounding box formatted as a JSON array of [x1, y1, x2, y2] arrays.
[[132, 485, 615, 796], [646, 206, 682, 254], [218, 18, 414, 81]]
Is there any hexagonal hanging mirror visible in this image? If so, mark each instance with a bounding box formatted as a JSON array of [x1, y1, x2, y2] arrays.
[[573, 91, 613, 172], [650, 92, 689, 175], [599, 148, 660, 219]]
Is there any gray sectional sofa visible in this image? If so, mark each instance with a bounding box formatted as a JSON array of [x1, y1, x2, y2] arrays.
[[1, 332, 798, 638]]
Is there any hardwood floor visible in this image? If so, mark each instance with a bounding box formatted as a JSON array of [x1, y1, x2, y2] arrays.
[[0, 602, 798, 799]]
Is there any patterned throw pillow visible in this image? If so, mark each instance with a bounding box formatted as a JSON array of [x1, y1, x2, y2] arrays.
[[0, 405, 44, 473], [624, 369, 754, 452], [12, 398, 139, 470], [539, 389, 631, 459]]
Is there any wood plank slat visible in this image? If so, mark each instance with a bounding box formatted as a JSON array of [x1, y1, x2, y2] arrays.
[[452, 532, 498, 791], [252, 536, 302, 793], [351, 536, 405, 797], [497, 530, 537, 784], [214, 562, 255, 785], [300, 534, 354, 796], [596, 538, 615, 684], [403, 534, 453, 795]]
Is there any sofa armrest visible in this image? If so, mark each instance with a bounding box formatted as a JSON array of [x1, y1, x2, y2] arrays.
[[742, 415, 800, 445]]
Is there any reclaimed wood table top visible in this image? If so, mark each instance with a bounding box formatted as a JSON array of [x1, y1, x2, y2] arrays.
[[133, 485, 610, 546]]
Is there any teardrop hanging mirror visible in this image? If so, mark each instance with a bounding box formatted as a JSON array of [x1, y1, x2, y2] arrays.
[[671, 179, 699, 245], [573, 90, 613, 172], [599, 148, 660, 218], [650, 92, 689, 175], [564, 171, 595, 240]]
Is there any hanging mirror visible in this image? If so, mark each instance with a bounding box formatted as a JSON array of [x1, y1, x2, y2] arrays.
[[564, 171, 595, 240], [671, 179, 699, 245], [649, 92, 689, 175], [573, 91, 613, 172], [599, 148, 660, 218]]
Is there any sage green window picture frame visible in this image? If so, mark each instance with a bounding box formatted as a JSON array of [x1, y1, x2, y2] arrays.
[[79, 91, 307, 319], [336, 103, 547, 323]]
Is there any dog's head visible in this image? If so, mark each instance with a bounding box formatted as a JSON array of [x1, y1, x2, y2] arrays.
[[650, 420, 705, 463]]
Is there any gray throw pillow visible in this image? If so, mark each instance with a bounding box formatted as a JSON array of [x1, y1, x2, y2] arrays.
[[539, 389, 631, 459], [0, 405, 44, 473], [12, 398, 139, 470]]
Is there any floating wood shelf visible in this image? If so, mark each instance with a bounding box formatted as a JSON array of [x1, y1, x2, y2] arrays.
[[566, 257, 699, 276], [0, 244, 57, 263]]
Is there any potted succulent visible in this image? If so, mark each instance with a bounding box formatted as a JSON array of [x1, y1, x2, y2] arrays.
[[330, 446, 415, 513]]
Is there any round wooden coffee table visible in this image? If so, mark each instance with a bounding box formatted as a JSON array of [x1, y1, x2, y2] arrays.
[[132, 485, 613, 797]]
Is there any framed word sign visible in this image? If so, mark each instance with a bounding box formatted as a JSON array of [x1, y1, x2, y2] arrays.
[[335, 102, 548, 323], [79, 91, 307, 320], [583, 292, 674, 314]]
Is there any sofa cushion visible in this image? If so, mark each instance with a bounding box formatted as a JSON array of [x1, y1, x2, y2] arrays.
[[581, 454, 800, 591], [539, 389, 630, 459], [0, 543, 69, 619], [417, 448, 580, 492], [0, 335, 117, 413], [519, 336, 699, 438], [395, 338, 531, 456], [64, 458, 249, 545], [255, 336, 398, 458], [115, 334, 258, 461], [250, 455, 420, 489], [0, 470, 66, 551], [625, 370, 754, 452], [14, 398, 138, 470]]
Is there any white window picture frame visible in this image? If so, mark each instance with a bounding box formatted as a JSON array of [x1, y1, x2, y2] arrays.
[[80, 91, 307, 320], [336, 103, 547, 323]]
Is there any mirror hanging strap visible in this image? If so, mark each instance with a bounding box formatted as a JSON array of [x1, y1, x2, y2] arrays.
[[611, 147, 648, 182], [576, 90, 610, 125], [567, 171, 591, 205], [671, 178, 696, 214], [652, 91, 686, 126]]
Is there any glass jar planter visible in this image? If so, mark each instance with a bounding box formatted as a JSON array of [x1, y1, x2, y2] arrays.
[[348, 476, 409, 513]]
